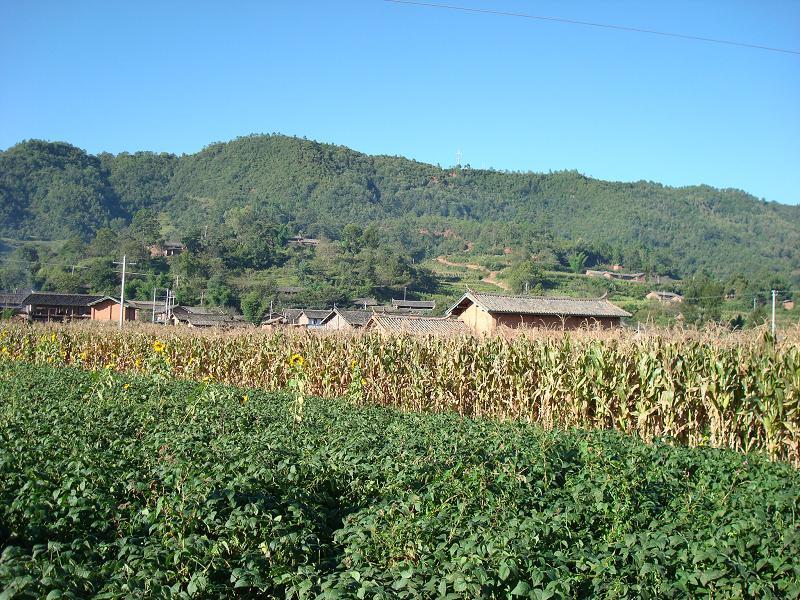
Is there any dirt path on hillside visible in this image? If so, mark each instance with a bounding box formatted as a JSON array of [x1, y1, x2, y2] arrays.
[[435, 256, 512, 292], [483, 270, 511, 291]]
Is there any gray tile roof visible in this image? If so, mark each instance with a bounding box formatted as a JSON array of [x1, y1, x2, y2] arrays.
[[0, 292, 27, 308], [391, 299, 436, 309], [20, 292, 115, 307], [368, 314, 470, 335], [447, 292, 631, 318], [352, 297, 379, 307], [330, 309, 373, 327], [127, 300, 168, 314], [171, 306, 246, 327], [282, 308, 304, 324], [302, 309, 334, 320]]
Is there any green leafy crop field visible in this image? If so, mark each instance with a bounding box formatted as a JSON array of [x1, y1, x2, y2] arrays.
[[1, 363, 798, 598]]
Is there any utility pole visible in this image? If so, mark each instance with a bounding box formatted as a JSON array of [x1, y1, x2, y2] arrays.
[[164, 288, 170, 324], [119, 255, 126, 328], [771, 289, 777, 336], [113, 255, 141, 328], [152, 287, 157, 324]]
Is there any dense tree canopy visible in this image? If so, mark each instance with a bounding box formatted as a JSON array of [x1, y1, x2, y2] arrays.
[[1, 135, 799, 315]]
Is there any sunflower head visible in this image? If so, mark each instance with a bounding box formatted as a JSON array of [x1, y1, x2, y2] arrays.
[[289, 353, 305, 368], [153, 340, 166, 354]]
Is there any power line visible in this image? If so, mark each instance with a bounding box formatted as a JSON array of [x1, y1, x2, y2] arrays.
[[384, 0, 800, 56]]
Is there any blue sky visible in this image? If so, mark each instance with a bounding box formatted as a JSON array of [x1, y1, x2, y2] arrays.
[[1, 0, 798, 204]]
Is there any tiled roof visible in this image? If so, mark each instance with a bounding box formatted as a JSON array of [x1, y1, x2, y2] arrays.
[[391, 299, 436, 309], [330, 309, 372, 327], [186, 315, 247, 327], [172, 306, 246, 327], [20, 292, 113, 307], [0, 292, 27, 308], [127, 300, 168, 313], [302, 309, 334, 320], [447, 292, 631, 318], [282, 308, 304, 324], [369, 314, 470, 335], [352, 297, 379, 307]]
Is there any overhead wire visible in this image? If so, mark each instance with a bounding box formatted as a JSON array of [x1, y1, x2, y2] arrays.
[[384, 0, 800, 56]]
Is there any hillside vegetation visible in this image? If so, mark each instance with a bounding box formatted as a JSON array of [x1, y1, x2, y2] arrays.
[[2, 135, 799, 280]]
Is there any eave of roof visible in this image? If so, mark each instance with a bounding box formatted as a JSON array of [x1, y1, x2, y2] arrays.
[[369, 314, 470, 335], [446, 291, 631, 318]]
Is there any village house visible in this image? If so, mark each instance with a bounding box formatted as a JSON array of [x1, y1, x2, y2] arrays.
[[366, 314, 470, 336], [127, 300, 170, 323], [391, 299, 436, 312], [277, 286, 305, 297], [0, 292, 27, 313], [288, 236, 320, 247], [19, 292, 135, 322], [446, 291, 631, 335], [149, 241, 186, 258], [259, 311, 287, 329], [171, 306, 247, 328], [645, 291, 683, 304], [352, 297, 379, 309], [279, 308, 304, 326], [297, 309, 333, 328], [320, 308, 372, 331], [783, 299, 795, 311]]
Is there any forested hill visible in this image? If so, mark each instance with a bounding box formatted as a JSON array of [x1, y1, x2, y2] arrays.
[[1, 135, 798, 279]]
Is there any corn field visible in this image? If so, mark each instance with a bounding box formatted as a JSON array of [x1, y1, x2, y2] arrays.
[[1, 323, 798, 464]]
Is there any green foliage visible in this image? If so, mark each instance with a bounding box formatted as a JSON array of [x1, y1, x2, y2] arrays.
[[0, 362, 798, 598], [241, 291, 268, 324], [0, 140, 121, 240], [2, 136, 799, 283], [507, 259, 548, 294], [128, 208, 161, 245], [567, 250, 588, 274], [683, 273, 725, 325]]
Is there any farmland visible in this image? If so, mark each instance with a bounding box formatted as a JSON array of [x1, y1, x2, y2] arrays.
[[1, 361, 799, 598], [1, 323, 799, 464]]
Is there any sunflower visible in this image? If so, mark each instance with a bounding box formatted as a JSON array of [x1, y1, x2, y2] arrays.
[[289, 353, 305, 367], [153, 340, 166, 354]]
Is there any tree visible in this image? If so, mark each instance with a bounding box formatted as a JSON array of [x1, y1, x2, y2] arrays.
[[507, 260, 544, 294], [128, 208, 161, 245], [241, 291, 267, 324], [682, 273, 724, 326], [88, 228, 119, 257], [206, 278, 237, 309], [340, 224, 363, 255], [567, 251, 588, 274]]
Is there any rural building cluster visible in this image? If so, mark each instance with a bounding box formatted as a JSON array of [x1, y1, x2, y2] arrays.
[[0, 290, 634, 335]]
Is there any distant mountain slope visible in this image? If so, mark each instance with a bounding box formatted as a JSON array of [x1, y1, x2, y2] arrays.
[[0, 141, 121, 239], [1, 134, 798, 279]]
